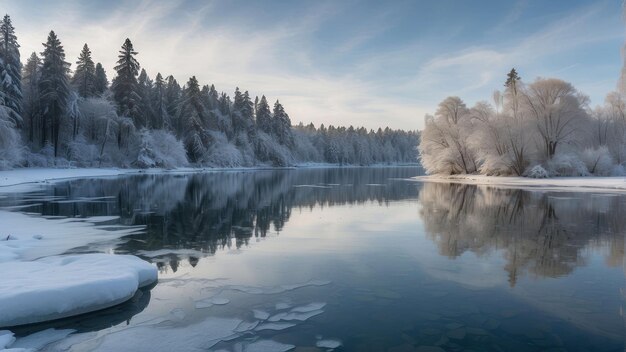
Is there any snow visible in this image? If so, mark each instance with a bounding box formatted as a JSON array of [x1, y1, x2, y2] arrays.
[[8, 328, 74, 350], [0, 254, 157, 327], [414, 175, 626, 193], [0, 210, 143, 262]]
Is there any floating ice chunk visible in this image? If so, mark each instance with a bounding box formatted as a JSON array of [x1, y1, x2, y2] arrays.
[[316, 339, 342, 348], [268, 310, 324, 322], [11, 328, 75, 350], [253, 310, 270, 320], [0, 330, 15, 349], [234, 320, 259, 333], [291, 302, 326, 313], [275, 302, 291, 310], [0, 254, 157, 327], [73, 317, 243, 352], [245, 340, 295, 352], [211, 298, 230, 305], [195, 297, 230, 309], [255, 322, 296, 331]]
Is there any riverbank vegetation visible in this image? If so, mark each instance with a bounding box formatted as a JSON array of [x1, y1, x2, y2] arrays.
[[0, 15, 418, 170]]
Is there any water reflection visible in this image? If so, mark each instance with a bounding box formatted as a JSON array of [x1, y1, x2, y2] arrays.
[[418, 183, 626, 286]]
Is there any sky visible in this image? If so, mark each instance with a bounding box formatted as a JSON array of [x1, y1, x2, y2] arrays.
[[2, 0, 625, 130]]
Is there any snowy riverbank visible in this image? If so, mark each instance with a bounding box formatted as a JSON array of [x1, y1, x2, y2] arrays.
[[413, 175, 626, 193], [0, 164, 421, 193]]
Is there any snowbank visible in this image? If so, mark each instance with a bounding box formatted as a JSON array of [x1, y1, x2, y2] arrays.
[[414, 175, 626, 193], [0, 254, 157, 327]]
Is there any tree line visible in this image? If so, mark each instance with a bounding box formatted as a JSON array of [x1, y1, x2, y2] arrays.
[[0, 15, 419, 169], [419, 68, 626, 177]]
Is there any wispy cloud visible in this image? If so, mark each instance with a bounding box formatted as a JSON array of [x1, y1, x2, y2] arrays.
[[3, 0, 624, 129]]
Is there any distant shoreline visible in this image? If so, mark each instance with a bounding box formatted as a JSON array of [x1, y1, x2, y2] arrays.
[[413, 174, 626, 193], [0, 164, 421, 192]]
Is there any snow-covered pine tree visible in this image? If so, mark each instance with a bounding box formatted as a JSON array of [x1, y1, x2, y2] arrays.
[[256, 95, 272, 134], [273, 100, 293, 147], [165, 75, 181, 133], [39, 31, 70, 158], [21, 52, 42, 145], [112, 38, 142, 126], [71, 44, 96, 98], [93, 62, 108, 95], [152, 72, 169, 129], [0, 14, 22, 124], [179, 76, 209, 162], [137, 68, 154, 128]]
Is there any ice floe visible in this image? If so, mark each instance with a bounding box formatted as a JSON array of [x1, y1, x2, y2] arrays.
[[316, 339, 342, 348], [0, 254, 157, 327]]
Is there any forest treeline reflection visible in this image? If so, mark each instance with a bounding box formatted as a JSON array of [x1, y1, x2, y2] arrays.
[[5, 167, 623, 283], [418, 182, 626, 286]]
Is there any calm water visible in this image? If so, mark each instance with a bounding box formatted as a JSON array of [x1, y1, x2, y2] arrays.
[[3, 167, 626, 351]]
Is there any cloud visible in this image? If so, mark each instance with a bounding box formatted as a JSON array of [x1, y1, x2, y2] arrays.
[[3, 0, 624, 130]]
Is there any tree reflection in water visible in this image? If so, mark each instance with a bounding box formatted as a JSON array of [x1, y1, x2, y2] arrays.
[[417, 182, 626, 286]]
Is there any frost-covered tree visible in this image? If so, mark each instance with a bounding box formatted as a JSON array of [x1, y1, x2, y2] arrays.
[[39, 31, 70, 158], [273, 100, 293, 147], [179, 76, 210, 161], [0, 14, 21, 124], [71, 44, 95, 98], [112, 38, 141, 125], [21, 52, 41, 146], [151, 72, 169, 129], [523, 78, 588, 160], [94, 62, 108, 95], [256, 95, 272, 134], [137, 68, 154, 128], [419, 96, 478, 174]]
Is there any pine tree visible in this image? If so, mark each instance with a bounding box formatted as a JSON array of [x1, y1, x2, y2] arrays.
[[152, 72, 168, 129], [165, 75, 181, 134], [94, 62, 108, 95], [21, 52, 42, 145], [71, 43, 95, 98], [273, 100, 293, 146], [39, 30, 70, 157], [137, 68, 154, 128], [180, 76, 208, 162], [0, 14, 22, 124], [505, 68, 521, 94], [112, 38, 141, 125], [256, 95, 272, 134], [232, 88, 254, 136]]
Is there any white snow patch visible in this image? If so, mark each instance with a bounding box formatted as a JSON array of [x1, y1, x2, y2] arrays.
[[0, 254, 157, 327], [414, 175, 626, 193], [0, 211, 143, 262]]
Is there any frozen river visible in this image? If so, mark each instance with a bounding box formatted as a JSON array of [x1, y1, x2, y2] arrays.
[[2, 167, 625, 351]]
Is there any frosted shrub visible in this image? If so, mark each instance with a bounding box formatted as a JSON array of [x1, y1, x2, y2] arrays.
[[545, 153, 589, 177], [581, 146, 614, 176], [201, 132, 244, 167], [135, 129, 188, 169], [524, 165, 549, 178], [0, 108, 24, 169]]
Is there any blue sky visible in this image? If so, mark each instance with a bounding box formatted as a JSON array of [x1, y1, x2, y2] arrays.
[[3, 0, 624, 129]]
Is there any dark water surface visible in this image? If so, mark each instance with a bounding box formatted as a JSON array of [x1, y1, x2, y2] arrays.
[[3, 167, 625, 351]]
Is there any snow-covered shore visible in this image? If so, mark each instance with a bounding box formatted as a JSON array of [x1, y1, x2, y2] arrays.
[[413, 174, 626, 193], [0, 164, 421, 193]]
